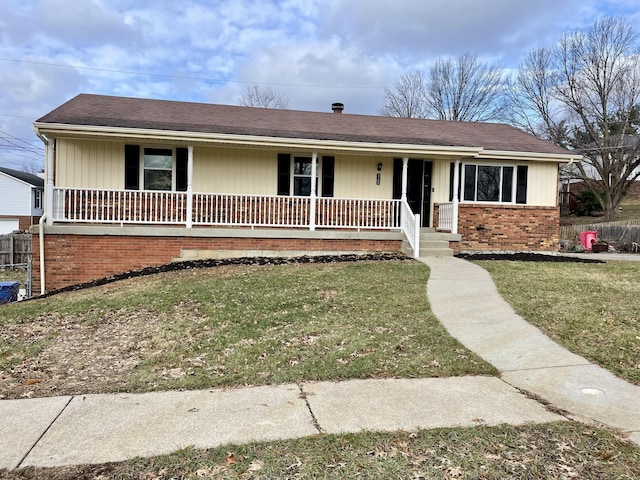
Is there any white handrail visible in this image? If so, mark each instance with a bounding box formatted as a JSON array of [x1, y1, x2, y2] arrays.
[[401, 199, 420, 258]]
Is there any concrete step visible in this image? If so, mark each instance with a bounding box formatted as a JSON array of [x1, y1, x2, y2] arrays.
[[419, 247, 454, 257], [420, 240, 450, 249]]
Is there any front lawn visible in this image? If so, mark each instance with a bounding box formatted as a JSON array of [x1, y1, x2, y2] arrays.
[[476, 259, 640, 385], [0, 260, 495, 399]]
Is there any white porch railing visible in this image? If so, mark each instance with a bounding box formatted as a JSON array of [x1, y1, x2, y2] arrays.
[[52, 188, 188, 224], [437, 202, 453, 231], [400, 199, 420, 258], [52, 188, 403, 231], [316, 197, 401, 229], [193, 193, 311, 227], [436, 201, 459, 234]]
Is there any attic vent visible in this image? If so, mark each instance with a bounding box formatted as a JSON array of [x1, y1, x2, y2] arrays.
[[331, 102, 344, 114]]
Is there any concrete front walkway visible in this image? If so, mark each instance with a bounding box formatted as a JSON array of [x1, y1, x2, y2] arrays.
[[1, 254, 639, 470], [422, 256, 640, 448]]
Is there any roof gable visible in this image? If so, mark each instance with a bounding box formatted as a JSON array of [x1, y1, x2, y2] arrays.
[[0, 167, 44, 188], [36, 93, 573, 157]]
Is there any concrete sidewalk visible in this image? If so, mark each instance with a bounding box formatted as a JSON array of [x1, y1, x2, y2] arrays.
[[2, 254, 639, 470], [422, 256, 640, 448], [1, 377, 562, 469]]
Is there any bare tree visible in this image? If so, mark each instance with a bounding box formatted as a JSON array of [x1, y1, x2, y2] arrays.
[[380, 70, 429, 118], [425, 52, 505, 122], [508, 17, 640, 219], [238, 84, 289, 109], [380, 53, 505, 122]]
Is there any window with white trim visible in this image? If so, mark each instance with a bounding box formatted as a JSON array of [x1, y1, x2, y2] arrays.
[[143, 147, 174, 191], [34, 189, 43, 210], [277, 153, 334, 197], [124, 145, 188, 192], [292, 156, 319, 196], [462, 164, 527, 204]]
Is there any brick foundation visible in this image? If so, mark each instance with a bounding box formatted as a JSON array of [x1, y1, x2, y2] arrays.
[[32, 232, 402, 292], [434, 203, 559, 252]]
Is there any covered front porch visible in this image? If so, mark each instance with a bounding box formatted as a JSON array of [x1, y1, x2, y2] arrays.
[[44, 150, 461, 258]]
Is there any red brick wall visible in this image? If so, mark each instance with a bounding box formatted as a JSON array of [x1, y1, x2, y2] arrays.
[[32, 234, 402, 292], [457, 204, 559, 252], [434, 203, 559, 252]]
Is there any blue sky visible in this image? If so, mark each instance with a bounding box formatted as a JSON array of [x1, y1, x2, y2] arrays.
[[1, 0, 639, 171]]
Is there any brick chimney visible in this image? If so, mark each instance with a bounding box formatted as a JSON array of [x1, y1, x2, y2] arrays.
[[331, 102, 344, 114]]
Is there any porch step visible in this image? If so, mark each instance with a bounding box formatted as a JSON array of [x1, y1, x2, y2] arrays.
[[402, 232, 455, 257]]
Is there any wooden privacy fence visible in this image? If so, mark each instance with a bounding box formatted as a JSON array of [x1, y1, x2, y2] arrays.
[[0, 233, 32, 265], [559, 219, 640, 244]]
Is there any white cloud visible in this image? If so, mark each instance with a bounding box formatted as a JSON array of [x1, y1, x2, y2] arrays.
[[0, 0, 639, 170]]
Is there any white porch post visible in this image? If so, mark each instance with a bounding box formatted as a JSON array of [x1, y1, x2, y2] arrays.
[[401, 157, 408, 202], [186, 145, 194, 228], [309, 152, 317, 231], [452, 159, 460, 234], [46, 138, 55, 226]]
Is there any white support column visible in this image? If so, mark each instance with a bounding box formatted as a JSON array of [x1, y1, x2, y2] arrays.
[[401, 157, 408, 202], [46, 138, 55, 226], [309, 152, 317, 231], [452, 159, 460, 234], [186, 145, 194, 228]]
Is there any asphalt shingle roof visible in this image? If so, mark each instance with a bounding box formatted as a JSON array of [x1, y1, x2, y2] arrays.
[[36, 94, 572, 156], [0, 167, 44, 188]]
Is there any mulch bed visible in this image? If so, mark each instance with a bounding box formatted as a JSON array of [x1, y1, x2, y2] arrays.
[[456, 252, 605, 263], [33, 253, 411, 300]]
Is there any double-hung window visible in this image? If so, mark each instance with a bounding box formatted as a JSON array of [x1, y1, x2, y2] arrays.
[[277, 153, 334, 197], [124, 145, 188, 191], [292, 156, 318, 196], [461, 164, 528, 204], [34, 189, 43, 210], [143, 147, 173, 191]]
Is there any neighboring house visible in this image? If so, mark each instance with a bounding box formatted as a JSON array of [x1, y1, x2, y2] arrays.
[[0, 167, 44, 234], [32, 94, 579, 293]]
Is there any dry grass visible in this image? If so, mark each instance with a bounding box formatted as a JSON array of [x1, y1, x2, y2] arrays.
[[0, 260, 495, 399], [4, 422, 639, 479], [476, 259, 640, 385]]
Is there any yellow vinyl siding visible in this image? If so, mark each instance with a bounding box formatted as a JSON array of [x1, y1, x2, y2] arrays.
[[193, 146, 276, 194], [333, 155, 393, 199], [431, 160, 452, 204], [56, 139, 123, 189], [444, 159, 559, 207], [52, 139, 559, 206], [526, 162, 558, 206]]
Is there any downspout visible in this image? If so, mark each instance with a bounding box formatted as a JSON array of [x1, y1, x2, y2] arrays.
[[38, 213, 46, 295], [34, 128, 50, 295]]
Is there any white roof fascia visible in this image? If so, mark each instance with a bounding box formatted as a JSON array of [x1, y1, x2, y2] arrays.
[[477, 149, 582, 163], [35, 123, 576, 162], [35, 122, 484, 157]]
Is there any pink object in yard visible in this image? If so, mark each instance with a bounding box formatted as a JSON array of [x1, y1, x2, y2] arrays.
[[580, 231, 597, 250]]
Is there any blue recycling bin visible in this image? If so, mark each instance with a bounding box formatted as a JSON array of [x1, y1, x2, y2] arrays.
[[0, 281, 20, 304]]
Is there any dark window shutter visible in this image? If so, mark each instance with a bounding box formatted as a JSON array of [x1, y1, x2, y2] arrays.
[[392, 158, 402, 199], [124, 145, 140, 190], [277, 153, 291, 195], [176, 148, 188, 192], [516, 165, 528, 204], [449, 163, 454, 201], [321, 156, 334, 197]]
